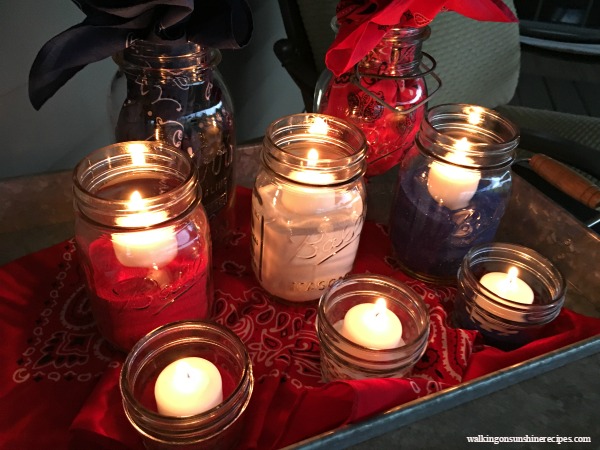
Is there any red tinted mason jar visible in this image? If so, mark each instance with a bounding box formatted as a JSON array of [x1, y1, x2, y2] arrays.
[[316, 26, 440, 176], [73, 141, 213, 351]]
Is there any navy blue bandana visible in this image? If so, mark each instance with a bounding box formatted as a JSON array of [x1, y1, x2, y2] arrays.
[[29, 0, 253, 110]]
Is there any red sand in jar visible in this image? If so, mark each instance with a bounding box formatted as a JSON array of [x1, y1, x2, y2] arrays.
[[84, 234, 211, 351], [319, 74, 426, 176]]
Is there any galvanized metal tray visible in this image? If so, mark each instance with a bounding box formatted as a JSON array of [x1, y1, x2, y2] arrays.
[[282, 173, 600, 449]]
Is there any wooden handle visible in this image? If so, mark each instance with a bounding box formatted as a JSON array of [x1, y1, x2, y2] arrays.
[[529, 154, 600, 209]]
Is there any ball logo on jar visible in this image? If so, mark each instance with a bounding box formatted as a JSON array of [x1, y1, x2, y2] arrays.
[[292, 216, 364, 265]]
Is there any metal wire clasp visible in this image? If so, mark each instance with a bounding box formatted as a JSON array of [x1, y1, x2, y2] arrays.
[[351, 51, 442, 114]]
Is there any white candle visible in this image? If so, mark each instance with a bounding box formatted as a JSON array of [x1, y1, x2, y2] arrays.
[[427, 137, 481, 210], [279, 148, 336, 214], [480, 267, 534, 304], [154, 357, 223, 417], [339, 298, 403, 349], [112, 190, 178, 268]]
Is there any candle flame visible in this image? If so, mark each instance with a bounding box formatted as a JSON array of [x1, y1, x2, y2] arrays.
[[306, 148, 319, 168], [506, 267, 519, 285], [128, 143, 147, 166], [174, 360, 202, 391], [127, 190, 145, 211], [308, 117, 328, 135], [465, 106, 484, 125], [373, 297, 387, 318], [454, 137, 471, 153]]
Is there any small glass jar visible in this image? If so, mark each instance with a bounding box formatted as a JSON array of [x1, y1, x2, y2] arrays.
[[251, 113, 367, 304], [73, 141, 213, 351], [316, 274, 429, 381], [111, 40, 236, 220], [390, 104, 519, 284], [454, 243, 566, 349], [120, 320, 253, 450], [316, 26, 440, 176]]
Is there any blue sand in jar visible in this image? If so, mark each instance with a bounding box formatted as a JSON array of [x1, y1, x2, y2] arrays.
[[452, 297, 540, 351], [390, 165, 511, 281]]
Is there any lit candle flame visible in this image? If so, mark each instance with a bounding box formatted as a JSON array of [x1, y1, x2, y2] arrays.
[[444, 137, 474, 166], [128, 143, 147, 166], [127, 190, 144, 211], [373, 297, 387, 318], [173, 360, 203, 394], [506, 267, 519, 286], [465, 106, 484, 125], [307, 148, 319, 168], [454, 137, 471, 153], [308, 117, 329, 135]]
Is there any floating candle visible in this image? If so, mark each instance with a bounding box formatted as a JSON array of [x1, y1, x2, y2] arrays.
[[279, 148, 337, 214], [480, 267, 535, 304], [339, 298, 403, 349], [427, 137, 481, 210], [111, 190, 178, 268], [154, 357, 223, 417]]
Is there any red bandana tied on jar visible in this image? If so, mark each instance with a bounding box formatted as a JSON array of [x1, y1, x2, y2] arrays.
[[326, 0, 518, 77]]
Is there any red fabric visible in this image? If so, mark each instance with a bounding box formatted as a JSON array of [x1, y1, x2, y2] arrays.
[[326, 0, 518, 76], [0, 187, 598, 450], [84, 236, 210, 350]]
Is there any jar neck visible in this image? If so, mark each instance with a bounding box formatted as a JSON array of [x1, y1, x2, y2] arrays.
[[73, 141, 199, 228], [417, 104, 519, 169], [114, 40, 220, 79], [262, 114, 367, 185], [359, 26, 430, 76]]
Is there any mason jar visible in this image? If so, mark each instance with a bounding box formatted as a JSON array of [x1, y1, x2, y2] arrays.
[[454, 243, 566, 349], [316, 26, 440, 176], [120, 320, 253, 450], [111, 40, 235, 220], [73, 141, 213, 351], [390, 104, 519, 284], [316, 274, 430, 381], [251, 113, 367, 304]]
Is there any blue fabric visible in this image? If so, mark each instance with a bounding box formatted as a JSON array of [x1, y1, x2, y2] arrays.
[[28, 0, 253, 110]]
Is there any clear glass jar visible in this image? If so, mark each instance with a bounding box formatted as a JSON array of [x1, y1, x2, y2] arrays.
[[120, 320, 253, 450], [316, 26, 440, 176], [73, 141, 213, 351], [454, 243, 566, 349], [316, 274, 429, 381], [251, 113, 367, 304], [390, 104, 519, 284], [111, 40, 236, 220]]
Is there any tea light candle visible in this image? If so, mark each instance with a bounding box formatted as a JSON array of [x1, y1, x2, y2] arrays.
[[427, 137, 481, 210], [339, 298, 403, 349], [154, 357, 223, 417], [480, 267, 534, 304], [112, 190, 178, 268], [280, 148, 336, 214]]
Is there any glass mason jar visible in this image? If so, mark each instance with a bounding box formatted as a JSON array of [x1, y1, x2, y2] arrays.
[[251, 113, 367, 304], [316, 274, 429, 381], [454, 243, 566, 349], [390, 104, 519, 284], [111, 40, 235, 220], [73, 141, 213, 351], [120, 320, 253, 450], [316, 26, 440, 176]]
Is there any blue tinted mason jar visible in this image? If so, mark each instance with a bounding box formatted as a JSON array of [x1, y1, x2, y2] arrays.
[[389, 104, 519, 284], [111, 40, 236, 221]]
